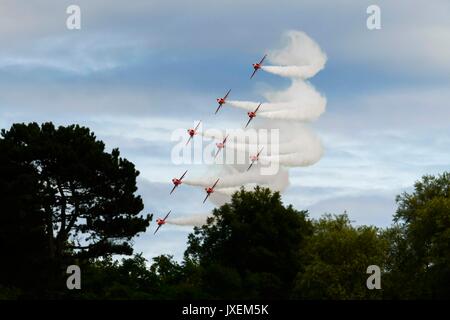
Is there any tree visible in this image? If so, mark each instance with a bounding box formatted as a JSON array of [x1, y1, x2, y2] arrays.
[[292, 214, 387, 299], [184, 187, 313, 299], [386, 172, 450, 299], [78, 254, 158, 299], [0, 122, 151, 292], [0, 135, 50, 295]]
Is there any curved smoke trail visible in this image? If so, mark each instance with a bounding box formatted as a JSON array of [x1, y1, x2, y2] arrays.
[[183, 30, 326, 219], [261, 30, 326, 79], [167, 214, 211, 227], [227, 80, 326, 122]]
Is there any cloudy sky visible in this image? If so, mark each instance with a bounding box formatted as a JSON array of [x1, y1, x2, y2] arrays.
[[1, 0, 449, 261]]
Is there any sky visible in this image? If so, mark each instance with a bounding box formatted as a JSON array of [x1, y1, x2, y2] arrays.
[[1, 0, 449, 261]]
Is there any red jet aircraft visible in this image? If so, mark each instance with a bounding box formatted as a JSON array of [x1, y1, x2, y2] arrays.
[[247, 147, 264, 171], [214, 134, 229, 158], [186, 121, 201, 145], [245, 103, 262, 128], [154, 210, 171, 234], [250, 54, 267, 79], [203, 179, 220, 204], [215, 89, 231, 114], [170, 170, 188, 194]]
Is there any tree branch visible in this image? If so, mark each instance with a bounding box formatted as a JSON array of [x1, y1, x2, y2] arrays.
[[57, 182, 67, 238]]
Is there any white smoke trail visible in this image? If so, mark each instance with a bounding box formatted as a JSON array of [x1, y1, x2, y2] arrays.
[[261, 30, 327, 79], [184, 167, 289, 190], [167, 214, 210, 227], [219, 123, 323, 167], [261, 66, 315, 79], [183, 164, 290, 207], [183, 30, 326, 206], [227, 72, 326, 122]]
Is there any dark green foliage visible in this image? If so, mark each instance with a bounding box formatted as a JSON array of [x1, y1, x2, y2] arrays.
[[0, 138, 52, 295], [0, 122, 151, 297], [184, 187, 313, 299], [68, 254, 204, 300], [76, 254, 158, 299], [383, 173, 450, 299], [292, 214, 387, 299]]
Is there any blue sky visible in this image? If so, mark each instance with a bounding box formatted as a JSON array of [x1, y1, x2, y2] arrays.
[[1, 0, 449, 261]]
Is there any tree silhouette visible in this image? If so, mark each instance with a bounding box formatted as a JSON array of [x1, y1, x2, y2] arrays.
[[0, 134, 50, 294], [292, 214, 387, 299], [185, 187, 313, 299], [384, 172, 450, 299], [0, 122, 151, 290]]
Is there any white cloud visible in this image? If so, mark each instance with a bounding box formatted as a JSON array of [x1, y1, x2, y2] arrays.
[[306, 194, 397, 227], [320, 87, 450, 134], [0, 33, 147, 74], [2, 0, 450, 77]]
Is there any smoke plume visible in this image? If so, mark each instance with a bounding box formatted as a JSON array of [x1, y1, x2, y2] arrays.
[[167, 214, 210, 227], [184, 30, 326, 206], [261, 30, 326, 79]]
